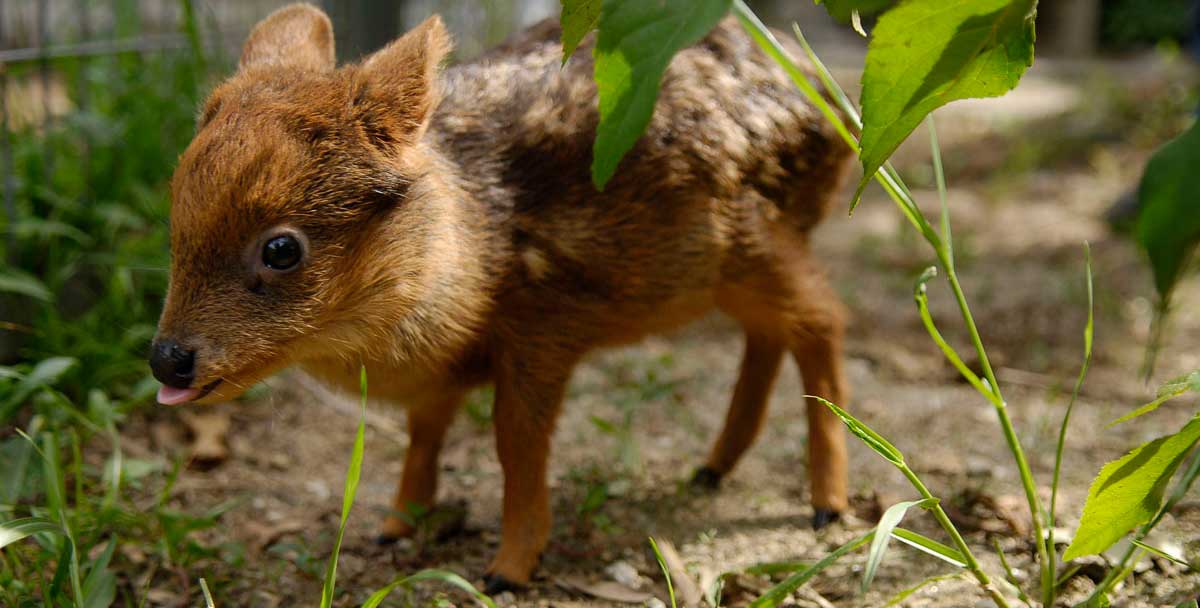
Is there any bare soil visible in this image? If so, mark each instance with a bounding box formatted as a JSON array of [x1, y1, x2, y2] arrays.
[[121, 58, 1200, 607]]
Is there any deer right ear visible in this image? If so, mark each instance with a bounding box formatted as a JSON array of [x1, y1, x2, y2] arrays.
[[240, 3, 335, 72]]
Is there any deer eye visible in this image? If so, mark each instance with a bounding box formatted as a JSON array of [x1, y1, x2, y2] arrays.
[[262, 235, 302, 270]]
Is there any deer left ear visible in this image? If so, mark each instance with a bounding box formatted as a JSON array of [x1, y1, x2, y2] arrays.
[[352, 15, 453, 155]]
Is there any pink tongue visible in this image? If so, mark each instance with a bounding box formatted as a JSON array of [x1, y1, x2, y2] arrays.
[[157, 385, 202, 405]]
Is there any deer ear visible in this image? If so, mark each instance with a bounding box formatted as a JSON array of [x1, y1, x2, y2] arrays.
[[240, 4, 335, 71], [351, 15, 452, 154]]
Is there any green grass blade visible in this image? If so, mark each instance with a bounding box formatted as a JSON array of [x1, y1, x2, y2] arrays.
[[913, 268, 994, 401], [0, 516, 66, 549], [1130, 540, 1195, 571], [891, 527, 966, 568], [883, 572, 961, 607], [863, 498, 934, 592], [648, 537, 677, 608], [81, 538, 117, 608], [37, 431, 85, 607], [928, 116, 954, 264], [199, 578, 215, 608], [994, 539, 1033, 607], [319, 366, 369, 608], [1047, 242, 1094, 606], [749, 530, 873, 608], [0, 357, 77, 421], [1110, 370, 1199, 427], [733, 2, 857, 151], [361, 569, 496, 608], [808, 396, 904, 465]]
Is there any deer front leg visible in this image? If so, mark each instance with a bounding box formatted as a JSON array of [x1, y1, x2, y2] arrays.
[[379, 391, 463, 542], [483, 351, 573, 594]]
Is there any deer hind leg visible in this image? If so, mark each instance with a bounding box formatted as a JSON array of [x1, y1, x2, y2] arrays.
[[717, 240, 850, 528], [693, 330, 786, 489], [788, 270, 850, 528], [379, 392, 463, 542]]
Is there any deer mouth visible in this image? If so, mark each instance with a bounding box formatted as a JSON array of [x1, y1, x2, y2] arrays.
[[156, 378, 223, 405]]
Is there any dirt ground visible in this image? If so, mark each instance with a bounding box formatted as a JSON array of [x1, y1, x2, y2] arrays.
[[120, 57, 1200, 607]]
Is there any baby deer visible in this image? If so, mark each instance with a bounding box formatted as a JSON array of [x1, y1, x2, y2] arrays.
[[150, 3, 853, 592]]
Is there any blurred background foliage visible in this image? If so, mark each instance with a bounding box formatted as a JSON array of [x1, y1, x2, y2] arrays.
[[0, 0, 1196, 604]]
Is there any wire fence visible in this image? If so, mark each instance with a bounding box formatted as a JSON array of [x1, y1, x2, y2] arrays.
[[0, 0, 565, 255]]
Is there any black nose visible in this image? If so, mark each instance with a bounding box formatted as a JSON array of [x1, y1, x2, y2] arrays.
[[149, 339, 196, 388]]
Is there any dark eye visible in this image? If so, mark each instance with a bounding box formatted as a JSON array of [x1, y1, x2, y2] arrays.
[[262, 235, 302, 270]]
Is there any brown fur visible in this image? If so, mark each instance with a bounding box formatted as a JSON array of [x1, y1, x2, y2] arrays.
[[156, 3, 854, 586]]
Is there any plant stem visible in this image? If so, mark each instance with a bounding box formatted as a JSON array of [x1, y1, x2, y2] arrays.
[[899, 464, 1011, 608], [936, 250, 1054, 599], [735, 8, 1049, 605]]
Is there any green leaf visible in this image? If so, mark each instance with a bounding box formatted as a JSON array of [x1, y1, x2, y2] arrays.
[[853, 0, 1036, 207], [1063, 415, 1200, 560], [319, 367, 369, 608], [1177, 600, 1199, 608], [591, 0, 731, 189], [1, 357, 78, 420], [891, 527, 967, 568], [1136, 119, 1200, 299], [560, 0, 601, 63], [863, 498, 934, 591], [362, 569, 496, 608], [809, 395, 904, 465], [0, 516, 66, 549], [1110, 370, 1200, 427], [749, 530, 874, 608], [0, 269, 53, 302]]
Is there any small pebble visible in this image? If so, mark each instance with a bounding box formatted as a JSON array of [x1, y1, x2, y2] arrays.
[[605, 560, 644, 589]]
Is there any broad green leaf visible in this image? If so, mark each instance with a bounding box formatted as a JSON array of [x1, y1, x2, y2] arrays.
[[1064, 415, 1200, 560], [560, 0, 601, 63], [362, 569, 496, 608], [891, 527, 967, 568], [863, 498, 934, 591], [749, 531, 873, 608], [1177, 600, 1199, 608], [1136, 119, 1200, 299], [0, 516, 65, 549], [319, 367, 369, 608], [810, 396, 904, 465], [816, 0, 896, 22], [591, 0, 731, 189], [0, 269, 53, 302], [853, 0, 1036, 208], [1111, 370, 1200, 427]]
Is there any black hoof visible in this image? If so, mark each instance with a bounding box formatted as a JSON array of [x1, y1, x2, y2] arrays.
[[373, 533, 400, 546], [483, 573, 522, 596], [690, 466, 723, 491], [812, 508, 842, 529]]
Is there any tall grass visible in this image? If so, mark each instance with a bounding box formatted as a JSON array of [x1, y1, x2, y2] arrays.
[[0, 4, 226, 606]]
